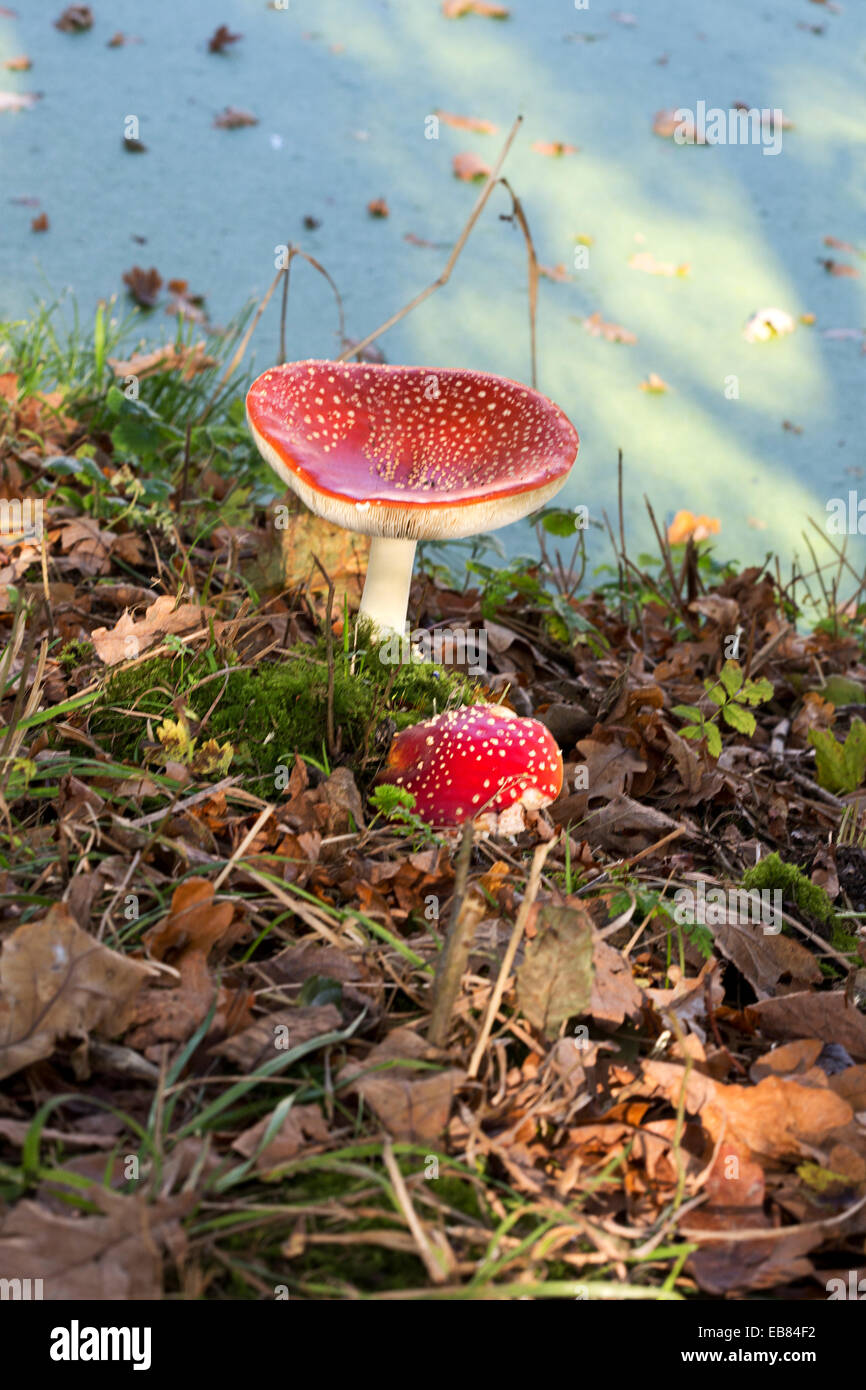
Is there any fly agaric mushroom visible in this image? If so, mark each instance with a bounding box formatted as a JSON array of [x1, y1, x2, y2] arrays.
[[380, 703, 563, 832], [246, 361, 579, 636]]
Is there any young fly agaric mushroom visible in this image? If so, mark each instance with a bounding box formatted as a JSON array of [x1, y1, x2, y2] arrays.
[[379, 703, 563, 832], [246, 361, 579, 636]]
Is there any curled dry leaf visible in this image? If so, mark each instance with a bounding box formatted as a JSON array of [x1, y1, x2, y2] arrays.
[[0, 904, 154, 1081], [122, 265, 163, 308], [208, 24, 242, 53], [91, 593, 209, 665], [3, 55, 31, 70], [30, 212, 49, 233], [125, 878, 250, 1050], [107, 341, 217, 382], [54, 4, 93, 32], [538, 263, 571, 283], [367, 197, 389, 218], [434, 109, 497, 134], [452, 151, 492, 181]]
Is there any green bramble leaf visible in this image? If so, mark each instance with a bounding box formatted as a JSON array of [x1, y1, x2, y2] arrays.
[[719, 660, 744, 698], [705, 724, 722, 759], [741, 676, 774, 706], [703, 682, 726, 708], [672, 705, 703, 722], [679, 724, 702, 742], [722, 702, 756, 736]]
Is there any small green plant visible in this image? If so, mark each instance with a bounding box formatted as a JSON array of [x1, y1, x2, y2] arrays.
[[368, 784, 443, 848], [808, 718, 866, 795], [673, 660, 773, 758]]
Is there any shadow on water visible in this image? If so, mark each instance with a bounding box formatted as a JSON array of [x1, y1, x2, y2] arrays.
[[0, 0, 864, 564]]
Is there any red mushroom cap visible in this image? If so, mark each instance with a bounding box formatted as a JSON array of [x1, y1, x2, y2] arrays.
[[381, 703, 563, 826], [246, 361, 579, 539]]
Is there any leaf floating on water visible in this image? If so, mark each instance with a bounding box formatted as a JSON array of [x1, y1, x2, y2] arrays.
[[367, 197, 389, 218], [434, 109, 498, 134], [208, 24, 242, 53], [214, 106, 259, 129], [629, 251, 689, 277], [441, 0, 510, 17], [122, 264, 163, 308], [30, 212, 48, 232], [452, 151, 491, 181], [2, 55, 31, 71], [639, 372, 670, 393], [582, 310, 637, 344], [54, 4, 93, 32], [531, 140, 579, 157]]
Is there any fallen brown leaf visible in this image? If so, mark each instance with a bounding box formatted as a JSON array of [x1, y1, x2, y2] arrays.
[[0, 905, 154, 1081]]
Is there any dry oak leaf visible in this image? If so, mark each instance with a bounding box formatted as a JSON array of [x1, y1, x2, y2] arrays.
[[210, 1003, 342, 1069], [232, 1102, 331, 1172], [639, 1059, 853, 1162], [0, 905, 154, 1081], [0, 1186, 192, 1300], [452, 151, 492, 181], [576, 727, 647, 802], [434, 110, 497, 134], [582, 311, 637, 344], [91, 593, 208, 665], [750, 990, 866, 1062], [712, 918, 822, 1000], [339, 1026, 464, 1142], [590, 936, 644, 1028]]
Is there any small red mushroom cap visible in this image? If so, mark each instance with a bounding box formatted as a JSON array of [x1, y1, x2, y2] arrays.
[[381, 703, 563, 826]]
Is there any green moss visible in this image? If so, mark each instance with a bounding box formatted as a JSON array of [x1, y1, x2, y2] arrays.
[[741, 852, 858, 955], [91, 629, 482, 789]]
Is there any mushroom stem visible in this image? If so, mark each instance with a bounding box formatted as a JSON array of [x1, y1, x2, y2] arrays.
[[358, 536, 417, 635]]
